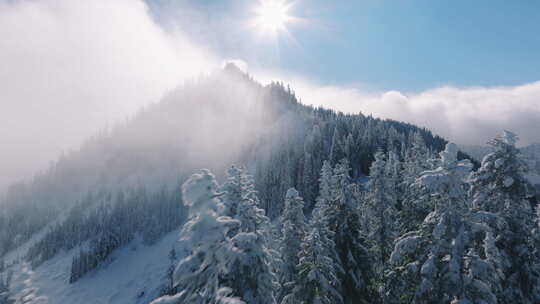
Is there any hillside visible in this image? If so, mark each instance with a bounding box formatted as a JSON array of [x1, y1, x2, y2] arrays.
[[0, 65, 476, 303], [0, 65, 456, 253]]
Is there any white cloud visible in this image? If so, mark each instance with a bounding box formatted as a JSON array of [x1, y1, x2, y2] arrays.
[[0, 0, 216, 190], [286, 78, 540, 146]]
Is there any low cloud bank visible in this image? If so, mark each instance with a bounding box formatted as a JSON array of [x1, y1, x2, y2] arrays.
[[287, 78, 540, 147]]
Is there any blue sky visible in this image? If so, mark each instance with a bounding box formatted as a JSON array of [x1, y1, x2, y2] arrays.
[[148, 0, 540, 92]]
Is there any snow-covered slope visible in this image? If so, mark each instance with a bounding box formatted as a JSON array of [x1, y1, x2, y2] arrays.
[[6, 230, 181, 304]]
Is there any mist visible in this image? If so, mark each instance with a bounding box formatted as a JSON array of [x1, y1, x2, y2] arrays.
[[0, 0, 215, 191]]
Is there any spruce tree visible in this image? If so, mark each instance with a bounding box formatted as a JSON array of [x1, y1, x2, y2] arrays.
[[329, 160, 377, 304], [151, 169, 242, 304], [285, 227, 342, 304], [365, 151, 398, 274], [226, 168, 277, 304], [279, 188, 306, 303], [469, 131, 540, 304], [384, 143, 475, 304]]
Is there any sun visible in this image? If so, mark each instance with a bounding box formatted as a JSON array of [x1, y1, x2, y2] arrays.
[[255, 1, 291, 33]]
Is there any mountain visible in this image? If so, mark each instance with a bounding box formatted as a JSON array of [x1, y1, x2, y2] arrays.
[[0, 65, 474, 303]]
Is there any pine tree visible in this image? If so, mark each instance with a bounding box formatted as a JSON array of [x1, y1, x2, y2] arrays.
[[225, 168, 277, 304], [279, 188, 306, 303], [399, 131, 432, 233], [303, 134, 316, 208], [365, 151, 398, 274], [221, 166, 243, 218], [285, 227, 342, 304], [403, 131, 430, 186], [163, 248, 178, 296], [469, 131, 540, 304], [330, 127, 345, 165], [385, 150, 402, 208], [328, 160, 377, 304], [384, 143, 475, 304], [151, 169, 243, 304], [310, 160, 344, 294], [318, 161, 333, 205]]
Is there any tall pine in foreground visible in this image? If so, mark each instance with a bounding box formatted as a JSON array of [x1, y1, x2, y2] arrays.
[[290, 226, 342, 304], [384, 143, 475, 304], [151, 169, 242, 304], [469, 131, 540, 304], [224, 167, 277, 304]]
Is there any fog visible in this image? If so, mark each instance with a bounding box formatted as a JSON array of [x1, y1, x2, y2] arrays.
[[2, 0, 540, 194], [0, 0, 216, 191]]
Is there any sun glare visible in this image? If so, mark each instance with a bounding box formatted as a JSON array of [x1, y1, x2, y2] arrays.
[[255, 1, 291, 32]]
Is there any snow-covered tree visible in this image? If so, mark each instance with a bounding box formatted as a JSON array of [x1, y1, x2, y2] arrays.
[[224, 168, 277, 304], [328, 160, 377, 304], [330, 127, 345, 165], [469, 131, 532, 212], [235, 171, 269, 233], [151, 169, 243, 304], [284, 227, 342, 304], [385, 150, 402, 207], [384, 143, 476, 304], [318, 161, 333, 205], [308, 161, 344, 295], [469, 131, 540, 304], [403, 131, 430, 186], [228, 232, 276, 304], [365, 151, 398, 272], [399, 132, 433, 233], [160, 247, 178, 296], [303, 125, 324, 207], [221, 166, 243, 218], [279, 188, 307, 302]]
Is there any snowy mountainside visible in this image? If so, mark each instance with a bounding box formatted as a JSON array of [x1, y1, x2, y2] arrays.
[[0, 65, 455, 256], [0, 66, 475, 304], [7, 230, 180, 304]]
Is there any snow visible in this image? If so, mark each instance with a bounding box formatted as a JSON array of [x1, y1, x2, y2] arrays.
[[389, 235, 421, 264], [502, 176, 514, 187], [6, 229, 181, 304], [501, 130, 518, 146], [182, 169, 224, 214], [4, 212, 69, 266]]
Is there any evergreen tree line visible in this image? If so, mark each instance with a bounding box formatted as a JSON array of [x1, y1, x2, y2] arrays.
[[152, 130, 540, 304], [24, 186, 186, 282]]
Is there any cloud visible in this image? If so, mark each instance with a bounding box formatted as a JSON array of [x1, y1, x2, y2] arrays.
[[279, 77, 540, 147], [0, 0, 216, 191]]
